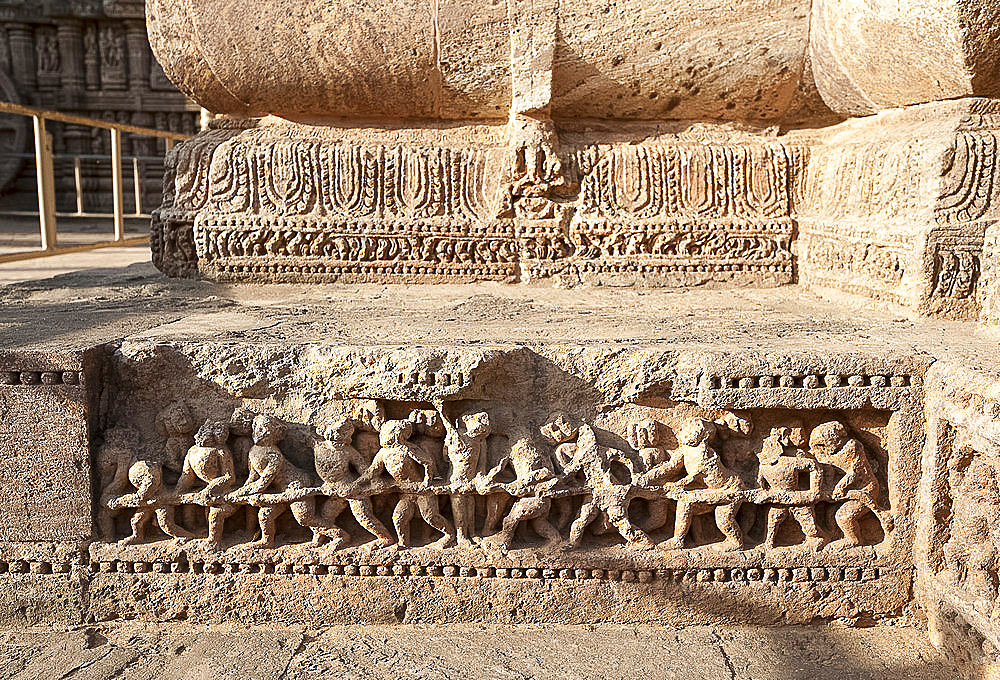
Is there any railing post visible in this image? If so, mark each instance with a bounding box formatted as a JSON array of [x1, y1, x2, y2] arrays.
[[33, 115, 57, 250], [73, 157, 83, 215], [132, 156, 142, 216], [110, 127, 124, 241]]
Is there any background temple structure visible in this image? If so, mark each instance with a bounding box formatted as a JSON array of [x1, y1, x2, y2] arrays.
[[0, 0, 198, 213], [3, 1, 1000, 677]]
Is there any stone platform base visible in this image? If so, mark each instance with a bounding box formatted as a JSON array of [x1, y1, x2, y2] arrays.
[[2, 264, 1000, 674]]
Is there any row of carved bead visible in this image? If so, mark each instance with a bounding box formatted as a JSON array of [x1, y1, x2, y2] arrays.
[[1, 370, 81, 386], [709, 374, 915, 390], [82, 561, 883, 583]]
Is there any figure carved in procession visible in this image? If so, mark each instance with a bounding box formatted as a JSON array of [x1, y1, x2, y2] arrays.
[[434, 400, 492, 548], [96, 426, 140, 540], [809, 421, 892, 550], [174, 420, 238, 547], [230, 415, 344, 548], [756, 423, 826, 550], [110, 460, 194, 545], [358, 419, 454, 548]]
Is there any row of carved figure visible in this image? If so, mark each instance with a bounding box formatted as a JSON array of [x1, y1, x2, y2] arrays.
[[97, 401, 892, 553]]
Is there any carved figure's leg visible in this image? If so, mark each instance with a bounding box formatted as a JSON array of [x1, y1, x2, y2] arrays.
[[484, 492, 511, 535], [607, 501, 654, 549], [393, 498, 417, 548], [97, 506, 117, 540], [664, 499, 695, 550], [155, 507, 195, 540], [568, 498, 600, 547], [122, 510, 153, 545], [348, 498, 395, 547], [290, 498, 348, 547], [418, 495, 455, 547], [791, 506, 825, 547], [254, 504, 284, 548], [764, 507, 787, 549], [830, 500, 864, 549], [450, 495, 475, 545], [714, 501, 743, 551], [498, 497, 554, 548]]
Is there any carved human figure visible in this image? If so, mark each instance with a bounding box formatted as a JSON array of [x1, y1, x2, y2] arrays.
[[229, 406, 260, 535], [156, 401, 195, 472], [174, 420, 238, 546], [434, 400, 492, 547], [628, 419, 675, 533], [756, 425, 825, 550], [809, 421, 890, 550], [489, 424, 563, 549], [662, 418, 745, 551], [231, 415, 344, 548], [96, 427, 140, 540], [358, 420, 454, 548], [314, 418, 396, 548], [564, 423, 654, 550], [541, 412, 580, 470], [943, 453, 1000, 596], [111, 460, 194, 545]]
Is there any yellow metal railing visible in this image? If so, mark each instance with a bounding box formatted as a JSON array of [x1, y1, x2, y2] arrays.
[[0, 101, 190, 264]]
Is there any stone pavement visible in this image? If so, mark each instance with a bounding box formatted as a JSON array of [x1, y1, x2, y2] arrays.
[[0, 623, 967, 680], [0, 246, 150, 286]]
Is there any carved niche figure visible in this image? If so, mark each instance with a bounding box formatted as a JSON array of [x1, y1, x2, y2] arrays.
[[230, 415, 343, 548], [756, 424, 826, 550], [564, 421, 654, 550], [943, 452, 1000, 599], [358, 419, 454, 548], [809, 421, 892, 550], [174, 420, 237, 546], [110, 460, 193, 545], [156, 400, 195, 472], [628, 419, 675, 533], [434, 400, 492, 548], [661, 418, 745, 552], [314, 418, 395, 548], [488, 424, 563, 549], [96, 426, 140, 540]]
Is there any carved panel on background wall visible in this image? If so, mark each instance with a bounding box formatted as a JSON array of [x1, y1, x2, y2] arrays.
[[97, 399, 894, 559]]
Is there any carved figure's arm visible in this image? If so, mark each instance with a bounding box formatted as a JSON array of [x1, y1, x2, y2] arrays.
[[173, 453, 197, 494], [405, 444, 439, 482], [231, 453, 273, 496], [356, 451, 386, 485]]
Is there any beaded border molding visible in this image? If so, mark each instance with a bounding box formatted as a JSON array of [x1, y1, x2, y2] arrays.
[[6, 559, 891, 584], [706, 374, 918, 390], [0, 370, 82, 386]]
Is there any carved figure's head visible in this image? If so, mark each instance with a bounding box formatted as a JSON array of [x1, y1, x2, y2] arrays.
[[128, 460, 162, 492], [195, 420, 230, 447], [459, 410, 492, 439], [784, 420, 808, 449], [630, 419, 664, 450], [409, 409, 445, 438], [320, 418, 356, 445], [353, 400, 385, 433], [541, 412, 578, 445], [809, 421, 849, 455], [229, 407, 258, 437], [252, 415, 286, 445], [380, 419, 414, 447], [157, 401, 193, 436], [678, 418, 717, 447]]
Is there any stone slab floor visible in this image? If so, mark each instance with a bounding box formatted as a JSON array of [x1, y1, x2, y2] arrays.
[[0, 624, 967, 680]]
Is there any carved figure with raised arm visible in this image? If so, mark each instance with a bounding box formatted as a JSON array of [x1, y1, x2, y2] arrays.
[[756, 424, 826, 550], [434, 399, 492, 548]]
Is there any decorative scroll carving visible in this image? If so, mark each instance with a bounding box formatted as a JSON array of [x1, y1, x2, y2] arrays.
[[936, 132, 999, 226], [99, 402, 894, 556]]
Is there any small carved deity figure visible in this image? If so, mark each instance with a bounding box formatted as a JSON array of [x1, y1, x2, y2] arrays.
[[662, 418, 745, 552], [112, 460, 194, 545], [565, 424, 654, 550], [943, 453, 1000, 597], [756, 425, 826, 550], [314, 419, 396, 548], [156, 401, 195, 472], [434, 400, 492, 548], [96, 426, 140, 540], [231, 415, 344, 548], [359, 420, 454, 548], [809, 421, 890, 550], [175, 420, 238, 547], [490, 424, 563, 549]]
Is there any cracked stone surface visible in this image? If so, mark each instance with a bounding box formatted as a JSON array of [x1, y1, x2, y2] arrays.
[[0, 623, 965, 680]]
